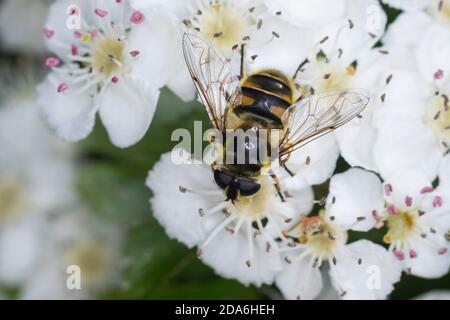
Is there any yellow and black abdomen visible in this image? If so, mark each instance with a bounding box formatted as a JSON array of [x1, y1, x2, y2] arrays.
[[234, 70, 295, 129]]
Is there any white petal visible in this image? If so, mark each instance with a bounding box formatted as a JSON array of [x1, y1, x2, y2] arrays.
[[130, 0, 189, 18], [99, 75, 160, 148], [284, 133, 339, 186], [329, 240, 401, 300], [275, 257, 323, 300], [166, 67, 196, 102], [326, 168, 384, 232], [438, 154, 450, 189], [128, 9, 184, 88], [415, 22, 450, 81], [316, 0, 387, 63], [200, 230, 282, 287], [36, 72, 97, 142], [402, 233, 450, 278], [335, 106, 378, 171], [264, 0, 346, 28], [383, 169, 432, 210], [374, 114, 441, 182], [146, 150, 220, 248], [384, 12, 432, 47]]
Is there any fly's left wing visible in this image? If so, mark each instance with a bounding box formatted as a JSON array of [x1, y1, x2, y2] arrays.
[[182, 32, 242, 130], [279, 90, 369, 158]]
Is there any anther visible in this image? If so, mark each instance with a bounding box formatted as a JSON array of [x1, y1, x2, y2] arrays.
[[409, 250, 417, 259], [225, 226, 234, 234], [284, 256, 292, 264], [257, 19, 263, 30], [319, 36, 329, 44], [380, 93, 386, 103], [438, 248, 448, 255], [179, 186, 187, 193], [386, 74, 393, 85], [420, 186, 433, 194], [305, 156, 311, 165], [384, 184, 393, 196], [405, 196, 413, 207], [266, 242, 271, 252], [276, 11, 282, 15], [272, 31, 280, 38], [57, 83, 69, 93], [245, 260, 251, 267], [332, 256, 337, 265], [348, 19, 354, 29], [358, 258, 362, 265], [198, 208, 205, 217], [213, 32, 223, 38], [378, 49, 389, 55], [433, 196, 443, 208]]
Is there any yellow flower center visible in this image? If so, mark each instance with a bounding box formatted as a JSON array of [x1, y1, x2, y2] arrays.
[[91, 36, 126, 77], [429, 0, 450, 26], [232, 177, 274, 220], [65, 241, 111, 288], [189, 1, 256, 54], [0, 178, 25, 221], [294, 212, 347, 259], [424, 93, 450, 151], [383, 211, 418, 244]]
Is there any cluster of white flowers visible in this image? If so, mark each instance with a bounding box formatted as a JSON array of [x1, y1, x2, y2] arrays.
[[29, 0, 450, 299], [0, 74, 123, 299]]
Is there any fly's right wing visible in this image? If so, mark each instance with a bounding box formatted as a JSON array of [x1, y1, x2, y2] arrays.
[[279, 90, 370, 158]]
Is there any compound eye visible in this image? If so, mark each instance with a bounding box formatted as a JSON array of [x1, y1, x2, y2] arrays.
[[213, 170, 233, 189], [238, 179, 261, 196]]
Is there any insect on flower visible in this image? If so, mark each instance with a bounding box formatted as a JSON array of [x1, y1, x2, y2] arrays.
[[183, 31, 370, 203]]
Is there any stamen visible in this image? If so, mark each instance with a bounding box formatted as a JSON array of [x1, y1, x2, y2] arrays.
[[421, 186, 434, 194], [405, 196, 413, 207], [433, 196, 443, 207], [393, 249, 404, 261], [130, 11, 145, 24], [42, 28, 54, 39], [57, 83, 69, 93], [45, 57, 60, 68], [95, 9, 108, 18], [434, 69, 444, 80], [384, 184, 393, 196]]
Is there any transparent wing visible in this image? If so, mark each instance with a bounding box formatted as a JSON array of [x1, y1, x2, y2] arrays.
[[279, 90, 369, 157], [182, 32, 242, 130]]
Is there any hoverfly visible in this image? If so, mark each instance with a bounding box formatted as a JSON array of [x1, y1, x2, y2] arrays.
[[183, 31, 369, 203]]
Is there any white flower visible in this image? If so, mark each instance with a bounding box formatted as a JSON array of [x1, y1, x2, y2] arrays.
[[21, 210, 123, 299], [377, 165, 450, 278], [0, 0, 50, 55], [37, 0, 174, 148], [276, 168, 401, 300], [367, 43, 450, 181], [0, 87, 74, 286], [131, 0, 287, 101], [146, 149, 315, 286]]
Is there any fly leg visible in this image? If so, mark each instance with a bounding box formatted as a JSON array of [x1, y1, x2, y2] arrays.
[[240, 44, 246, 80]]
